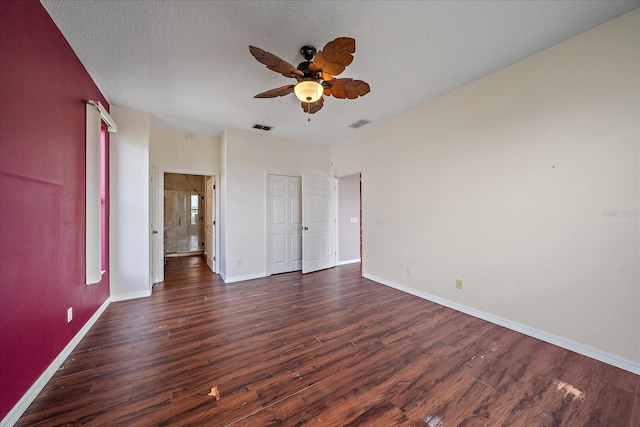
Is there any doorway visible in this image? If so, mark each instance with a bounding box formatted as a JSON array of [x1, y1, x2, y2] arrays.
[[164, 173, 205, 256], [337, 173, 362, 265], [151, 170, 218, 284]]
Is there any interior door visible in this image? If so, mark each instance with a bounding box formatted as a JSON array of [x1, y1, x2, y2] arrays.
[[268, 175, 302, 274], [302, 174, 337, 274], [150, 167, 160, 284], [288, 178, 302, 271], [205, 177, 215, 272]]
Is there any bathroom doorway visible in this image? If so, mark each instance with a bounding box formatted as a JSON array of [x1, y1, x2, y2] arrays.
[[164, 173, 205, 256]]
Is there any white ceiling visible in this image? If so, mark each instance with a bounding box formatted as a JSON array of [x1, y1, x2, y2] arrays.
[[41, 0, 638, 145]]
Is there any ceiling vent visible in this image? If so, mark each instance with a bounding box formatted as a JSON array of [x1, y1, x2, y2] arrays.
[[252, 124, 272, 131], [349, 119, 371, 129]]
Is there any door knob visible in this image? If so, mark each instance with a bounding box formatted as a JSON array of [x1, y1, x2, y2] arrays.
[[152, 230, 158, 234]]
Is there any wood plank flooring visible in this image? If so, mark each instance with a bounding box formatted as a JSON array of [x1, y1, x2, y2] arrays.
[[18, 256, 639, 426]]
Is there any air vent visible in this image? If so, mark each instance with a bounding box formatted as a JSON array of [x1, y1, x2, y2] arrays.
[[349, 119, 371, 129], [252, 124, 272, 131]]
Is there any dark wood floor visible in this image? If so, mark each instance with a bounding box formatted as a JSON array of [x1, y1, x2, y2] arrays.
[[18, 256, 639, 426]]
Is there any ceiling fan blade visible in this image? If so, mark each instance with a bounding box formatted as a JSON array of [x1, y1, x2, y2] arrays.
[[320, 71, 333, 82], [301, 97, 324, 114], [326, 78, 370, 99], [249, 46, 303, 78], [312, 37, 355, 76], [254, 85, 295, 98]]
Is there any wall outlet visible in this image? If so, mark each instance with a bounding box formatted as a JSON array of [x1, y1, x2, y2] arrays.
[[67, 307, 73, 323], [236, 258, 242, 266], [456, 279, 463, 290], [406, 266, 412, 276]]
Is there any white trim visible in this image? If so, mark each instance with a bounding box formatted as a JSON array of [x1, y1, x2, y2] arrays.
[[110, 289, 152, 302], [87, 100, 117, 132], [338, 258, 361, 266], [364, 272, 640, 375], [85, 104, 102, 285], [1, 298, 111, 427], [223, 272, 266, 284]]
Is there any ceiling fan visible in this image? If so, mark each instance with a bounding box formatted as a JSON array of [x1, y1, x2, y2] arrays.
[[249, 37, 370, 115]]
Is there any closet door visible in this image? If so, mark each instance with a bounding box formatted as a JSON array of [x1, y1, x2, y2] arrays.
[[268, 175, 302, 274], [288, 178, 302, 271]]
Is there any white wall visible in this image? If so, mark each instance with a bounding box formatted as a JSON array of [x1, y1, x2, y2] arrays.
[[221, 128, 331, 282], [331, 10, 639, 370], [338, 174, 361, 263], [109, 106, 152, 300]]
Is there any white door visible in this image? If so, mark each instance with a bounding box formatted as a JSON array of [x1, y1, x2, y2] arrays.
[[288, 178, 303, 271], [268, 175, 302, 274], [302, 174, 337, 274], [150, 167, 160, 284], [205, 177, 215, 273]]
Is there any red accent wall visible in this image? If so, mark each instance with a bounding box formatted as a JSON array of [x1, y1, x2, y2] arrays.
[[0, 1, 111, 418]]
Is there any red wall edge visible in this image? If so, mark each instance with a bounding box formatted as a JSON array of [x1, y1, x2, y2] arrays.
[[0, 1, 111, 418]]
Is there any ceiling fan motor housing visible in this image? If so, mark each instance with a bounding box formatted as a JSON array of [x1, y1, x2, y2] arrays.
[[297, 45, 320, 81], [300, 45, 316, 61]]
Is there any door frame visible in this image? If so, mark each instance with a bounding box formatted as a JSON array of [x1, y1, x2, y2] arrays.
[[152, 168, 220, 283]]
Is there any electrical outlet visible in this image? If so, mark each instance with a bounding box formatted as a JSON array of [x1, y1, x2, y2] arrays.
[[406, 266, 412, 276], [236, 258, 242, 266], [67, 307, 73, 323], [456, 279, 463, 290]]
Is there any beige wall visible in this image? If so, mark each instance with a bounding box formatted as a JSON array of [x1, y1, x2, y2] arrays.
[[220, 128, 331, 281], [331, 10, 639, 367], [149, 126, 220, 280], [150, 126, 220, 175]]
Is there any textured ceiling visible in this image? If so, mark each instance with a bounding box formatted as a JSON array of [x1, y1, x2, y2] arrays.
[[41, 0, 639, 145]]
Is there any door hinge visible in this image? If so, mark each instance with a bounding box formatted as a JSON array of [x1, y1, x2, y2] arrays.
[[213, 220, 216, 225], [213, 185, 216, 189]]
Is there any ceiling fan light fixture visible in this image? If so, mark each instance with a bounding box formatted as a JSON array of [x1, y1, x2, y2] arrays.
[[294, 80, 323, 103]]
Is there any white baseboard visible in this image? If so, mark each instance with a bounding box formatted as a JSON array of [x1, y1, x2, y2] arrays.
[[1, 298, 112, 427], [364, 273, 640, 375], [338, 258, 361, 266], [223, 272, 266, 284], [110, 289, 152, 302]]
